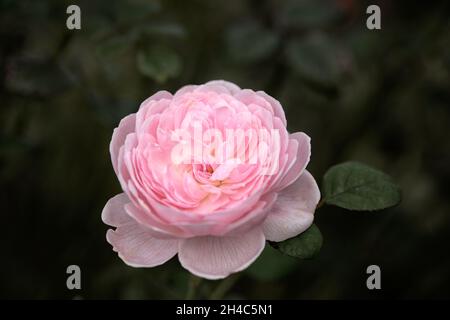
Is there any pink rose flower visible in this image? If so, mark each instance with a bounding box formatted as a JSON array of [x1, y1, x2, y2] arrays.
[[102, 80, 320, 279]]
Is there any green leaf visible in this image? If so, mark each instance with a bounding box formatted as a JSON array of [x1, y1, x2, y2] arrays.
[[136, 45, 182, 83], [226, 21, 279, 63], [322, 161, 401, 211], [271, 224, 323, 259]]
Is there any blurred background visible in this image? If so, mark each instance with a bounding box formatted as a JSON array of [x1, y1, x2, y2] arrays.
[[1, 0, 449, 299]]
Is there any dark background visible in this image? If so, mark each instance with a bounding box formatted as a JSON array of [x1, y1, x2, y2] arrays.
[[1, 0, 449, 299]]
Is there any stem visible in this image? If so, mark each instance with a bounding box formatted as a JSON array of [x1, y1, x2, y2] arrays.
[[209, 273, 241, 300], [185, 274, 202, 300]]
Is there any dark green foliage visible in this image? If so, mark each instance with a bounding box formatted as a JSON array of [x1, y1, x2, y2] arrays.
[[323, 162, 401, 211], [272, 224, 323, 259]]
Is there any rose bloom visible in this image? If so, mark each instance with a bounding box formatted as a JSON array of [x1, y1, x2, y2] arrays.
[[102, 80, 320, 279]]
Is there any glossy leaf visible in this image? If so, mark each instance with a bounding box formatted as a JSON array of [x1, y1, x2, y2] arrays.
[[323, 161, 401, 211], [271, 224, 323, 259]]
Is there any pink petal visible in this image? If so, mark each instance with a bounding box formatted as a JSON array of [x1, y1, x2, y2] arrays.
[[256, 91, 287, 126], [102, 193, 132, 227], [221, 192, 278, 236], [174, 85, 198, 98], [139, 90, 172, 110], [276, 132, 311, 191], [110, 114, 136, 175], [263, 170, 320, 242], [106, 220, 179, 268], [125, 202, 188, 239], [204, 80, 241, 95], [210, 160, 239, 181], [178, 227, 265, 279], [195, 84, 230, 95]]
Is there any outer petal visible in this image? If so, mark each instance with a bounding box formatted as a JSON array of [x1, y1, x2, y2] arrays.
[[138, 90, 173, 110], [125, 202, 188, 239], [174, 85, 198, 98], [220, 193, 278, 236], [256, 91, 287, 126], [107, 222, 179, 268], [178, 228, 265, 280], [102, 193, 132, 227], [110, 114, 136, 175], [204, 80, 241, 95], [262, 170, 320, 242], [275, 132, 311, 191], [103, 194, 179, 267]]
